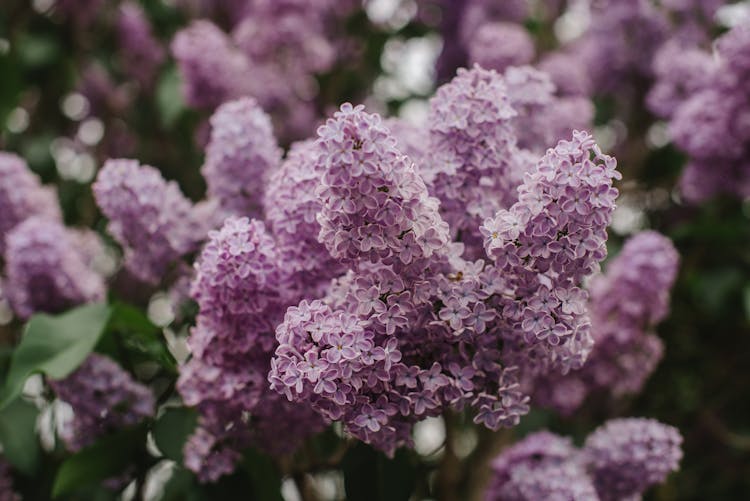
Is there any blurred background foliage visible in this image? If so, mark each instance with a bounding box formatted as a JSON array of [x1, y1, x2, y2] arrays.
[[0, 0, 748, 500]]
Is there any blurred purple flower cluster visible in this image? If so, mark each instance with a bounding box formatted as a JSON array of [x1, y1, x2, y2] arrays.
[[485, 418, 683, 501]]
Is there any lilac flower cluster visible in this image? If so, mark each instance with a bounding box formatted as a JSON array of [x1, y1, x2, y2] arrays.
[[467, 22, 535, 72], [316, 103, 450, 272], [424, 65, 593, 258], [0, 152, 61, 254], [575, 1, 670, 95], [269, 103, 619, 454], [653, 23, 750, 201], [264, 139, 344, 295], [202, 98, 282, 218], [486, 418, 682, 501], [502, 65, 593, 153], [171, 1, 355, 140], [93, 159, 204, 284], [458, 0, 529, 54], [532, 231, 679, 415], [116, 2, 165, 88], [50, 354, 155, 451], [482, 131, 620, 374], [3, 217, 105, 319], [584, 418, 684, 501], [178, 217, 325, 481], [171, 21, 251, 110], [424, 65, 521, 253]]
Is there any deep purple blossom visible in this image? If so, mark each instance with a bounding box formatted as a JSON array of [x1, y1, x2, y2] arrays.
[[50, 354, 155, 451], [93, 159, 204, 284], [3, 218, 105, 319]]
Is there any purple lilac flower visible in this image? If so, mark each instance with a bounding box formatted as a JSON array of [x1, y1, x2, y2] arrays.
[[93, 159, 203, 284], [3, 218, 105, 319], [532, 231, 678, 415], [459, 0, 530, 46], [316, 103, 450, 271], [425, 65, 523, 254], [202, 98, 282, 218], [116, 2, 165, 87], [647, 42, 716, 119], [171, 21, 252, 110], [664, 23, 750, 201], [584, 418, 683, 501], [486, 419, 683, 501], [383, 118, 429, 171], [577, 0, 670, 94], [0, 152, 61, 254], [538, 51, 592, 97], [467, 22, 535, 72], [485, 431, 596, 501], [264, 139, 345, 295], [178, 217, 324, 480], [482, 131, 620, 374], [503, 65, 594, 152], [50, 354, 155, 452]]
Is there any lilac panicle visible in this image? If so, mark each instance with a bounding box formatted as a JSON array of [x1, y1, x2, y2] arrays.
[[584, 418, 683, 501], [482, 131, 620, 373], [663, 23, 750, 202], [3, 217, 105, 319], [0, 152, 61, 254], [93, 159, 202, 285], [538, 51, 592, 97], [486, 418, 682, 501], [264, 139, 344, 295], [589, 231, 679, 328], [467, 22, 535, 72], [178, 217, 324, 480], [459, 0, 530, 45], [171, 21, 251, 109], [425, 65, 522, 252], [203, 98, 282, 218], [116, 2, 165, 87], [485, 431, 596, 501], [316, 103, 450, 271], [503, 65, 593, 152], [185, 217, 289, 366], [50, 354, 155, 452], [532, 231, 679, 415]]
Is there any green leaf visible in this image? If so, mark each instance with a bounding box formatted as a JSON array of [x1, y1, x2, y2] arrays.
[[108, 302, 176, 371], [52, 425, 147, 498], [156, 65, 186, 129], [0, 303, 112, 409], [0, 398, 40, 474], [153, 407, 198, 463]]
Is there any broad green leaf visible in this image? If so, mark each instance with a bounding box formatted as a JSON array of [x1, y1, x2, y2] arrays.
[[153, 407, 198, 463], [0, 303, 112, 409], [52, 425, 147, 498], [0, 398, 40, 474]]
